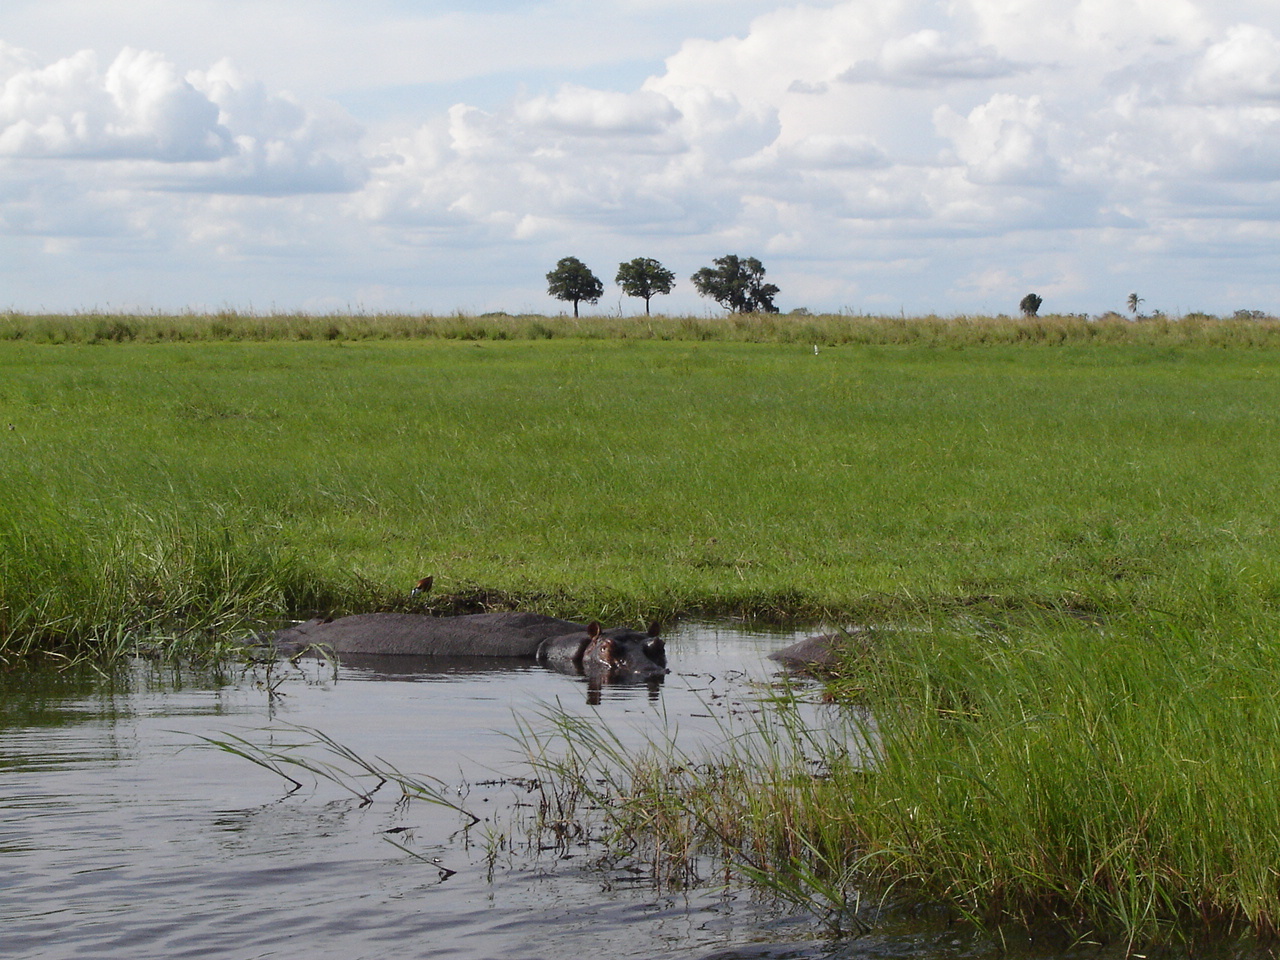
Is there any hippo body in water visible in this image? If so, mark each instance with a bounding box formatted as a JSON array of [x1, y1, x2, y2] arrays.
[[767, 633, 840, 668], [272, 611, 668, 684]]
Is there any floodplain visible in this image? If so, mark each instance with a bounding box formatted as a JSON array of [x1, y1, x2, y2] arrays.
[[4, 311, 1280, 949]]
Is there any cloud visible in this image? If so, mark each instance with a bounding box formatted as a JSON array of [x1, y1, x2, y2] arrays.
[[1188, 24, 1280, 102], [776, 134, 888, 169], [0, 47, 229, 160], [170, 59, 366, 194], [513, 85, 681, 136], [934, 94, 1059, 186], [840, 30, 1026, 86], [0, 44, 365, 194], [357, 77, 779, 239]]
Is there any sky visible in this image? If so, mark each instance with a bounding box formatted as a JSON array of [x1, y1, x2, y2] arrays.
[[0, 0, 1278, 317]]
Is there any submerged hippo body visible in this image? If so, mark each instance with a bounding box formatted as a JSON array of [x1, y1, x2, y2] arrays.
[[273, 612, 668, 683], [768, 633, 840, 668]]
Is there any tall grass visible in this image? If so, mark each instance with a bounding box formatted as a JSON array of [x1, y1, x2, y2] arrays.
[[0, 490, 354, 664], [6, 333, 1280, 664], [2, 309, 1280, 347], [521, 613, 1280, 945]]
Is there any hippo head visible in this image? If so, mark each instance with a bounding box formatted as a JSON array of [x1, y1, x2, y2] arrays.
[[580, 621, 668, 685]]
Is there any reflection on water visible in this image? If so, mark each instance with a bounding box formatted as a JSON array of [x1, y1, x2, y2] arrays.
[[0, 623, 878, 960]]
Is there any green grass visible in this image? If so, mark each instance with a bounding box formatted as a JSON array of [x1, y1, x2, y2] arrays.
[[2, 308, 1280, 347], [5, 323, 1280, 662], [522, 615, 1280, 946], [10, 313, 1278, 942]]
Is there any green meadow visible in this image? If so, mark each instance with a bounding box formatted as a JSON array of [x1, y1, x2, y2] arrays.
[[4, 314, 1280, 657], [6, 312, 1280, 941]]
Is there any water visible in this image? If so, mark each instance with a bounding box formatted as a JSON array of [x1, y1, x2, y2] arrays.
[[0, 622, 874, 960]]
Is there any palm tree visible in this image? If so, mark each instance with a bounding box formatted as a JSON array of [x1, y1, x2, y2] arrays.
[[1127, 292, 1144, 316]]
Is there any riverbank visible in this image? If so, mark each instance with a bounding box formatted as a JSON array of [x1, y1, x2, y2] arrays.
[[528, 612, 1280, 947]]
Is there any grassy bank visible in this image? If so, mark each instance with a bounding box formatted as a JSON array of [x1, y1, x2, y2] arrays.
[[525, 614, 1280, 946], [5, 332, 1280, 661]]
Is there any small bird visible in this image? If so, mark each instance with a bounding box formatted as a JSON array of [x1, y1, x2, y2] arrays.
[[410, 575, 434, 597]]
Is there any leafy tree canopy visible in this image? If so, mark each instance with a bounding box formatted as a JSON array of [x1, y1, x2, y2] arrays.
[[615, 258, 676, 315], [1020, 293, 1043, 317], [546, 257, 604, 317], [690, 255, 779, 314]]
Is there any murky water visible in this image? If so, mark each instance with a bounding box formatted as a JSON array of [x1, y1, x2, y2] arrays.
[[0, 622, 883, 960]]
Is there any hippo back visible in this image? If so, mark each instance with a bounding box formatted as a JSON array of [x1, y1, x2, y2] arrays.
[[275, 611, 588, 657]]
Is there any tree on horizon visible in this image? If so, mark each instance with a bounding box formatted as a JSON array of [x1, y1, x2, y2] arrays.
[[615, 258, 676, 315], [690, 255, 779, 314], [546, 257, 604, 317]]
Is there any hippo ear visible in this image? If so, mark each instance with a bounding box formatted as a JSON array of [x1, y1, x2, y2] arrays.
[[647, 621, 661, 638], [587, 621, 602, 639]]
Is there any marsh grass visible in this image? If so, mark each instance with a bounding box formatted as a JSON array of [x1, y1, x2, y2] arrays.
[[32, 311, 1277, 945], [3, 309, 1280, 348], [6, 330, 1280, 663], [518, 614, 1280, 946], [196, 723, 480, 825], [514, 691, 879, 918], [0, 493, 351, 665]]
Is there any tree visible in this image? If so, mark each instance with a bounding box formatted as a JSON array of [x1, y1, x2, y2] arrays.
[[1019, 293, 1043, 317], [690, 255, 780, 314], [1127, 292, 1144, 316], [615, 257, 676, 316], [546, 257, 603, 317]]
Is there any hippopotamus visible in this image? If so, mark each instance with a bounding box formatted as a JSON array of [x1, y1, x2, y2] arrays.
[[271, 611, 668, 686], [768, 633, 840, 669], [768, 627, 884, 671]]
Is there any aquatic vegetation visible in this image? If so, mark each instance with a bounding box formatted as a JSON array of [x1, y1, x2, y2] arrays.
[[197, 723, 480, 824], [522, 615, 1280, 947]]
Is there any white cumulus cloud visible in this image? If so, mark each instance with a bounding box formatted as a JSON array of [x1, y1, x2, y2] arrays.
[[934, 94, 1059, 186], [1189, 24, 1280, 102], [0, 44, 364, 194], [841, 29, 1025, 86], [0, 47, 229, 160], [514, 85, 681, 136]]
